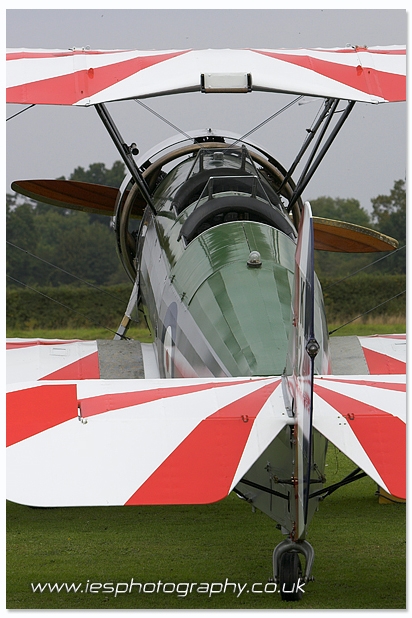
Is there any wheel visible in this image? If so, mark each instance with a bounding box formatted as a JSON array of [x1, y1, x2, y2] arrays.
[[279, 551, 304, 602]]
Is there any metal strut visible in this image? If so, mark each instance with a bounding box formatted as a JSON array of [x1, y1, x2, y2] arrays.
[[114, 279, 140, 341], [239, 477, 289, 500], [309, 467, 367, 500], [287, 99, 356, 212], [95, 103, 156, 213], [279, 98, 335, 194]]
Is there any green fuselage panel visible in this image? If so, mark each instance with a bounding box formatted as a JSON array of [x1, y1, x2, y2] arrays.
[[170, 222, 295, 376]]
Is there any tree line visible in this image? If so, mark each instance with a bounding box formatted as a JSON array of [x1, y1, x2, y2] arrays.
[[7, 162, 128, 289], [311, 180, 405, 278], [6, 160, 406, 290]]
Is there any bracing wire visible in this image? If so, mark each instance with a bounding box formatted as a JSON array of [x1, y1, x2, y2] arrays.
[[232, 95, 304, 144], [134, 94, 305, 149], [7, 274, 131, 340], [6, 104, 35, 121], [328, 290, 406, 335], [7, 240, 129, 306], [324, 244, 405, 334], [134, 99, 193, 140], [323, 245, 406, 291]]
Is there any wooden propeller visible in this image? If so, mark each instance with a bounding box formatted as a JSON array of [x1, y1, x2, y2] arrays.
[[11, 179, 146, 218], [10, 180, 398, 253], [313, 217, 398, 253]]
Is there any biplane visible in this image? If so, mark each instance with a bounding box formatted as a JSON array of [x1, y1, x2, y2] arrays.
[[6, 46, 406, 601]]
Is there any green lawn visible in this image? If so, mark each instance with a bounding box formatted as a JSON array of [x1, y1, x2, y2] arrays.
[[328, 319, 406, 337], [6, 325, 154, 342], [6, 320, 406, 342], [6, 449, 405, 610]]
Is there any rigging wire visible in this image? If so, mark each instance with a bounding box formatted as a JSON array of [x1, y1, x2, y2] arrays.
[[328, 290, 406, 336], [323, 245, 405, 335], [323, 245, 406, 291], [134, 99, 193, 140], [231, 95, 304, 145], [134, 94, 304, 150], [6, 240, 129, 306], [7, 274, 130, 340], [6, 104, 35, 121]]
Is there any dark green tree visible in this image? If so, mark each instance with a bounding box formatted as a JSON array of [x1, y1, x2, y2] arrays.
[[68, 160, 125, 188], [370, 179, 406, 274], [310, 196, 372, 227], [6, 160, 129, 288], [6, 194, 38, 285]]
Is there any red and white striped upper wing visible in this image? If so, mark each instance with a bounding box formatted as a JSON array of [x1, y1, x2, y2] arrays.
[[7, 377, 288, 507], [313, 374, 406, 499], [6, 46, 406, 106]]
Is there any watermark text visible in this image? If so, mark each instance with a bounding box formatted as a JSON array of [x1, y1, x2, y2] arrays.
[[31, 578, 305, 598]]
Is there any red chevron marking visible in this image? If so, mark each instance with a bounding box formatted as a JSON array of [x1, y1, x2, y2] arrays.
[[125, 381, 280, 505], [314, 383, 405, 499]]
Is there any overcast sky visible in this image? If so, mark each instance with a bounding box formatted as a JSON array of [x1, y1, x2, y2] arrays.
[[6, 8, 407, 214]]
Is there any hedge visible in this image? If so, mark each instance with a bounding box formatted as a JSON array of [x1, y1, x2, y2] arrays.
[[6, 275, 406, 331], [6, 284, 134, 330], [320, 274, 406, 322]]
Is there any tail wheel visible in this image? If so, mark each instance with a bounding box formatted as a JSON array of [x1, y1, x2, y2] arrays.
[[279, 551, 304, 602]]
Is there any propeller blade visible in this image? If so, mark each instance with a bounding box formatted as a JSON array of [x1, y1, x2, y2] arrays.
[[313, 217, 398, 253], [11, 179, 119, 216]]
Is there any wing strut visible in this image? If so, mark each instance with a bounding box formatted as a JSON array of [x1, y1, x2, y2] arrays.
[[279, 98, 336, 195], [287, 100, 355, 213], [114, 279, 140, 340], [95, 103, 155, 213]]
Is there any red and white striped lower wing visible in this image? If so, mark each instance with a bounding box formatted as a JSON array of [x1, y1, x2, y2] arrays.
[[7, 377, 288, 507], [358, 334, 406, 375], [6, 338, 100, 383], [313, 374, 406, 499]]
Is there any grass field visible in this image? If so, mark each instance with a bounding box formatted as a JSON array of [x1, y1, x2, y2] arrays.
[[6, 322, 406, 609], [6, 324, 154, 342], [6, 449, 406, 610], [6, 317, 406, 341], [328, 316, 406, 337]]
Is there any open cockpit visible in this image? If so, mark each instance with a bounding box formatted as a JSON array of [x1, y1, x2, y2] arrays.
[[114, 132, 302, 280], [155, 145, 297, 246]]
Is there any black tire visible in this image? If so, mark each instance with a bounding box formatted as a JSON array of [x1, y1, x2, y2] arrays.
[[279, 551, 304, 601]]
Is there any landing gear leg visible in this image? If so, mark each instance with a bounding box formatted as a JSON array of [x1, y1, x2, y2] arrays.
[[272, 538, 314, 602], [114, 280, 139, 340]]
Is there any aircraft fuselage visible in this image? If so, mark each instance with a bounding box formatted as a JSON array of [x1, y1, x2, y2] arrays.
[[129, 141, 330, 537], [135, 143, 329, 380]]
